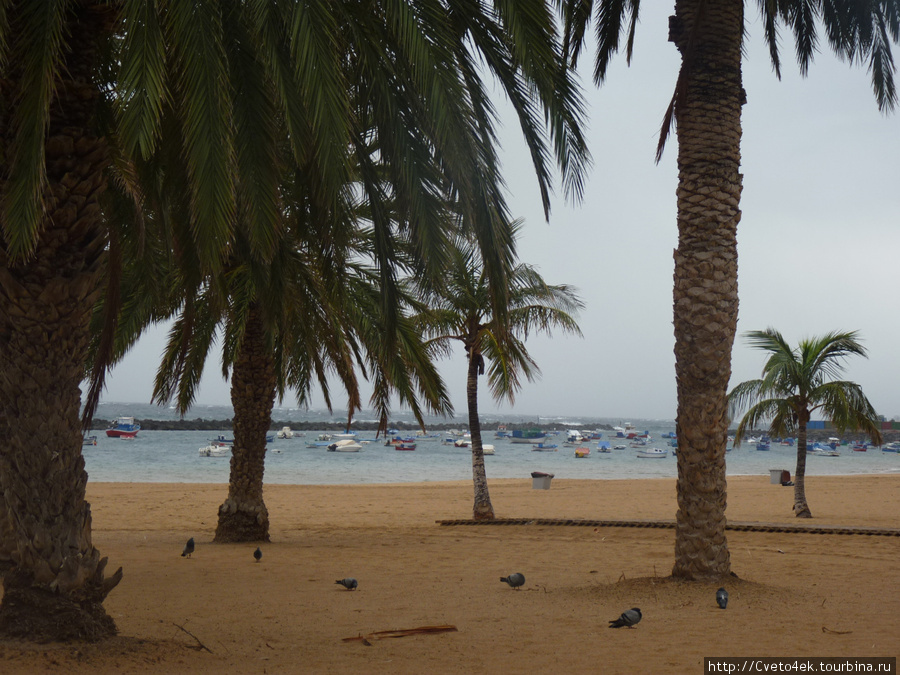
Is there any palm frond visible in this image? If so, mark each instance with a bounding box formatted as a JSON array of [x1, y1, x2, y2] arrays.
[[117, 0, 168, 158], [1, 2, 67, 259]]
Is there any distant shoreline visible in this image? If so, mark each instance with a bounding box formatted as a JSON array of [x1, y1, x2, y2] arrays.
[[89, 417, 897, 443], [90, 418, 616, 433]]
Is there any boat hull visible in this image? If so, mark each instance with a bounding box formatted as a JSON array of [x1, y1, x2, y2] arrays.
[[636, 448, 668, 458]]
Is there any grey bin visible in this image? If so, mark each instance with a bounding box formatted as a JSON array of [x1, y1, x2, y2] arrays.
[[531, 471, 554, 490], [769, 469, 790, 485]]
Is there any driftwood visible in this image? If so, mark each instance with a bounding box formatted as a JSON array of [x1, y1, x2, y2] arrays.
[[173, 622, 214, 652], [343, 624, 458, 645], [821, 626, 853, 635]]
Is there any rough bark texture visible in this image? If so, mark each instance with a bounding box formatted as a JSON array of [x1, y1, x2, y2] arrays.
[[793, 421, 812, 518], [215, 305, 275, 542], [670, 0, 743, 580], [0, 5, 122, 640], [467, 344, 494, 520]]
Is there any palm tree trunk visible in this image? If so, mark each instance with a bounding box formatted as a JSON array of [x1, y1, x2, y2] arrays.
[[215, 305, 275, 542], [0, 5, 122, 640], [669, 0, 744, 580], [467, 347, 494, 520], [793, 421, 812, 518]]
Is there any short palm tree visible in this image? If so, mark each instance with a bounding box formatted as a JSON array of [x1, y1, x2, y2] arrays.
[[411, 234, 583, 519], [559, 0, 899, 579], [728, 329, 883, 518]]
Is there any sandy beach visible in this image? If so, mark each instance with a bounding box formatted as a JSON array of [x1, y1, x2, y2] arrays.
[[1, 474, 898, 673]]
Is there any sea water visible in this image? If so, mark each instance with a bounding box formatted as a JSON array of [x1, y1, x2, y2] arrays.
[[82, 404, 899, 484]]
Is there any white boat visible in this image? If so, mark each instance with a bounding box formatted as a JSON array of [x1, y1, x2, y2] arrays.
[[566, 430, 585, 444], [808, 444, 840, 456], [481, 444, 495, 455], [327, 439, 363, 452], [199, 443, 229, 457], [636, 447, 668, 458], [331, 432, 358, 441], [276, 426, 294, 439]]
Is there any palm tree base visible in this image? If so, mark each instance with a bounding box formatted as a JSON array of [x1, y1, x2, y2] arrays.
[[793, 505, 812, 518], [214, 500, 271, 543], [0, 570, 118, 641], [472, 507, 495, 521]]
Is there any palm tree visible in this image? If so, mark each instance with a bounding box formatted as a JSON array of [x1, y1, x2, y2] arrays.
[[559, 0, 899, 579], [728, 329, 882, 518], [411, 234, 583, 519], [147, 233, 452, 543], [1, 3, 588, 640]]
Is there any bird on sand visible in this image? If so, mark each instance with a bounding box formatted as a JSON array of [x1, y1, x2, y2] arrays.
[[609, 608, 642, 628], [500, 573, 525, 589], [716, 587, 728, 609], [335, 578, 358, 590], [181, 537, 195, 558], [253, 547, 262, 562]]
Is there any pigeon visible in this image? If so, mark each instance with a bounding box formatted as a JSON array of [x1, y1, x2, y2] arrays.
[[609, 608, 642, 628], [716, 587, 728, 609], [335, 577, 358, 590], [253, 547, 262, 563], [500, 573, 525, 590], [181, 537, 195, 558]]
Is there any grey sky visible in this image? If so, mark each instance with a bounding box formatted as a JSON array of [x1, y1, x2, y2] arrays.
[[101, 5, 900, 421]]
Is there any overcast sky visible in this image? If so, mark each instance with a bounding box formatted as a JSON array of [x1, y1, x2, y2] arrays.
[[101, 5, 900, 421]]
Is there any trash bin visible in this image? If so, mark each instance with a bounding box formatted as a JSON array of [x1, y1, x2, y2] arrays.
[[769, 469, 791, 485], [531, 471, 554, 490]]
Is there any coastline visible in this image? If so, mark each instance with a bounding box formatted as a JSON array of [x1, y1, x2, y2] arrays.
[[2, 475, 897, 674]]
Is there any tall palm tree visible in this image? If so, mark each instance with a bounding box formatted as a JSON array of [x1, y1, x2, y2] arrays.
[[559, 0, 899, 579], [728, 329, 882, 518], [0, 2, 588, 640], [411, 235, 583, 519]]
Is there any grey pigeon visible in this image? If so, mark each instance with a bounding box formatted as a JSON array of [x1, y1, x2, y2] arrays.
[[500, 573, 525, 589], [716, 587, 728, 609], [181, 537, 194, 558], [253, 547, 262, 562], [335, 577, 358, 590], [609, 608, 642, 628]]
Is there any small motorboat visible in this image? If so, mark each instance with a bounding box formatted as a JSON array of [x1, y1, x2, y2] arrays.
[[574, 446, 590, 458], [531, 442, 558, 452], [636, 447, 668, 459], [82, 434, 98, 446], [453, 438, 470, 448], [395, 442, 416, 451], [276, 426, 294, 439], [481, 444, 495, 455], [199, 443, 229, 457], [596, 441, 612, 453], [327, 439, 363, 452]]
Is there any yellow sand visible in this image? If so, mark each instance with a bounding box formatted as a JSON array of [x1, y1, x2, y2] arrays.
[[1, 474, 898, 673]]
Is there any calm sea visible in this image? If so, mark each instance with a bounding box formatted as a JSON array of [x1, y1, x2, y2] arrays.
[[83, 403, 899, 484]]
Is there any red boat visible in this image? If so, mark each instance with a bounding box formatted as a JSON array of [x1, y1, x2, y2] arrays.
[[395, 442, 416, 451], [106, 416, 141, 438]]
